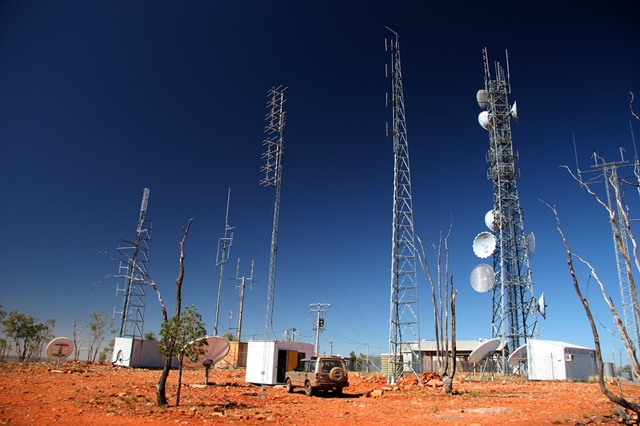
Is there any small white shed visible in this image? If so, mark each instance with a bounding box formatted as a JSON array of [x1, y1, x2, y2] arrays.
[[527, 340, 597, 381], [245, 340, 314, 385], [111, 337, 178, 368]]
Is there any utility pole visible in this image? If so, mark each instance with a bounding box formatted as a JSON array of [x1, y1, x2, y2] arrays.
[[310, 303, 329, 356], [232, 259, 255, 342], [214, 188, 234, 336]]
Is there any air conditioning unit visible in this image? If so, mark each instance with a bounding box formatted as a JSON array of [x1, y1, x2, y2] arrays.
[[565, 354, 574, 362]]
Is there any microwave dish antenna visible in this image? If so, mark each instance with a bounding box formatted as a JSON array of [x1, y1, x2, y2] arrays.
[[183, 336, 230, 385], [476, 89, 488, 110], [468, 337, 501, 364], [526, 232, 536, 259], [484, 210, 498, 231], [508, 343, 527, 366], [478, 111, 491, 131], [510, 101, 519, 124], [470, 263, 495, 293], [537, 293, 547, 319], [473, 231, 496, 259], [46, 337, 73, 371]]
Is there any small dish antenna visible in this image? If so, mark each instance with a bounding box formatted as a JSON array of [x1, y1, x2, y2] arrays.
[[46, 337, 73, 371], [510, 101, 519, 124], [468, 338, 501, 364], [484, 210, 496, 231], [470, 264, 495, 293], [538, 293, 547, 319], [526, 232, 536, 259], [508, 343, 527, 366], [476, 89, 488, 110], [478, 111, 491, 131], [183, 336, 230, 385], [472, 231, 496, 258]]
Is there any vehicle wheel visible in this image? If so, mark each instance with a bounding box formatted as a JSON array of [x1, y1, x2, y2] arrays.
[[285, 378, 293, 393], [329, 367, 345, 383], [334, 387, 343, 397], [304, 381, 314, 397]]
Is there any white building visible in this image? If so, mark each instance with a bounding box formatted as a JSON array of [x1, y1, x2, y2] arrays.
[[526, 340, 597, 381]]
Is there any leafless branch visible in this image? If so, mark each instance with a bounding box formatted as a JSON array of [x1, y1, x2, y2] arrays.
[[631, 92, 640, 123]]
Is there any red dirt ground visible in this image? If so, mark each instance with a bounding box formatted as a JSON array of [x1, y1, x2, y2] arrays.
[[1, 362, 639, 425]]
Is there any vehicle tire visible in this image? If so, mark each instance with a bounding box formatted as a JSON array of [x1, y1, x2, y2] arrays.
[[334, 387, 343, 397], [329, 367, 345, 383], [304, 381, 314, 397], [285, 378, 293, 393]]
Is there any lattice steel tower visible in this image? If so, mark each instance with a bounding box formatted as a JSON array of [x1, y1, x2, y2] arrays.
[[116, 188, 153, 339], [477, 49, 538, 354], [385, 29, 420, 384], [580, 153, 639, 355], [260, 86, 286, 339]]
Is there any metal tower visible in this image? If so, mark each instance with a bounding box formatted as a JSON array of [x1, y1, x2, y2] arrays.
[[116, 188, 153, 339], [260, 86, 286, 339], [478, 49, 538, 355], [385, 28, 420, 384], [581, 152, 639, 354], [214, 188, 234, 336]]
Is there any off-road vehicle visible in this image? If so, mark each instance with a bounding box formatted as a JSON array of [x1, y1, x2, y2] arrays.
[[284, 356, 348, 396]]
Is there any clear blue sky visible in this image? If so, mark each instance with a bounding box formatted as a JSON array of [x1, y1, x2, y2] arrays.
[[1, 1, 639, 363]]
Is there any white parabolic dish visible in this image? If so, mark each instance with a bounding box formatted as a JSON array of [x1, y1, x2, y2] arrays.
[[472, 231, 496, 259], [183, 336, 230, 368], [468, 338, 501, 364], [508, 343, 527, 366], [46, 337, 73, 360], [470, 264, 495, 293]]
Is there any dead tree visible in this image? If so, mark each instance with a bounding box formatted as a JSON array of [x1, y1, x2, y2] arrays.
[[545, 202, 640, 416], [96, 218, 193, 407], [417, 220, 458, 395]]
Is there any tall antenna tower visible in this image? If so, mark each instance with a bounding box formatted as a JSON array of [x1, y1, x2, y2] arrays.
[[116, 188, 153, 339], [385, 28, 420, 384], [214, 188, 234, 336], [476, 49, 539, 356], [580, 151, 639, 354], [260, 86, 286, 339]]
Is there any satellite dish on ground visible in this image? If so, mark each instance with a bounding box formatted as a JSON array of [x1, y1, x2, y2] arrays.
[[472, 231, 496, 259], [510, 101, 519, 124], [470, 264, 495, 293], [476, 89, 488, 110], [508, 343, 527, 366], [183, 336, 230, 385], [478, 111, 491, 131], [526, 232, 536, 259], [46, 337, 73, 371], [538, 293, 547, 319], [468, 338, 501, 364]]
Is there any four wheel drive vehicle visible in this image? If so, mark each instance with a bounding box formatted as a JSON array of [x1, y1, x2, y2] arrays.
[[284, 356, 349, 396]]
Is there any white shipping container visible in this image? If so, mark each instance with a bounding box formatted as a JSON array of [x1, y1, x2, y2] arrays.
[[527, 340, 597, 381], [245, 340, 314, 385]]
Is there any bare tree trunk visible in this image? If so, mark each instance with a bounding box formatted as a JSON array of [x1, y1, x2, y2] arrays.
[[444, 289, 458, 396], [176, 363, 184, 406], [154, 219, 193, 408], [547, 203, 640, 416]]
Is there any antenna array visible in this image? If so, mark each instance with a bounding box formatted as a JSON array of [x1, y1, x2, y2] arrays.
[[261, 86, 287, 339], [385, 28, 421, 384], [214, 188, 234, 336], [476, 49, 539, 359], [116, 187, 153, 339]]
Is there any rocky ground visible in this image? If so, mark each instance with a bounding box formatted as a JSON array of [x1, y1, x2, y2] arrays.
[[1, 361, 639, 425]]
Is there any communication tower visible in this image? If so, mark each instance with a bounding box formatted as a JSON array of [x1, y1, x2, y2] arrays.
[[260, 86, 286, 339], [579, 151, 639, 354], [214, 188, 234, 336], [385, 28, 421, 384], [116, 188, 153, 339], [232, 258, 255, 341], [474, 49, 540, 358]]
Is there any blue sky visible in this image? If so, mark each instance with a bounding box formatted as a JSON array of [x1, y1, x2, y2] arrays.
[[1, 1, 639, 363]]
